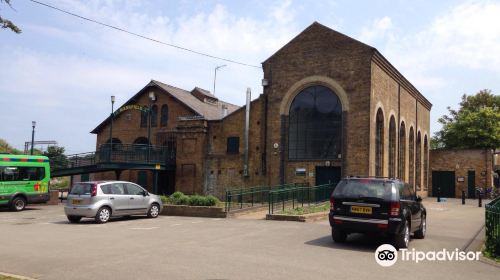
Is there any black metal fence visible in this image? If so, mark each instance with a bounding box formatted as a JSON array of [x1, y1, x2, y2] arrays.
[[52, 144, 175, 170], [268, 183, 336, 214], [485, 197, 500, 258], [224, 183, 307, 212]]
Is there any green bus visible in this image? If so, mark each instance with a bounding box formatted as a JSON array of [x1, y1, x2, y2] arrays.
[[0, 154, 51, 211]]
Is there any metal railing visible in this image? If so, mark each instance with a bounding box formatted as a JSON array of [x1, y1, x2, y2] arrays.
[[51, 144, 176, 170], [224, 183, 307, 212], [485, 197, 500, 258], [268, 183, 336, 214]]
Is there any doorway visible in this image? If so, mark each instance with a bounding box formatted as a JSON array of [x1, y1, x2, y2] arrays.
[[467, 170, 475, 199], [315, 166, 341, 186], [431, 171, 455, 198]]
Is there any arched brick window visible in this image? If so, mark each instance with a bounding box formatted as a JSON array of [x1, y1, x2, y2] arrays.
[[416, 131, 422, 191], [160, 104, 169, 127], [375, 108, 384, 177], [399, 122, 406, 181], [424, 135, 429, 191], [409, 127, 415, 189], [151, 105, 158, 127], [140, 110, 148, 127], [389, 116, 396, 178], [288, 85, 342, 159]]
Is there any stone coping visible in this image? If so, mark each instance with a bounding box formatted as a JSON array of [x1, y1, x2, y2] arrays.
[[161, 204, 227, 218], [266, 211, 329, 222]]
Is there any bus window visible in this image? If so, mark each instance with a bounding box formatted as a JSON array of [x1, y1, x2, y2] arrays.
[[0, 166, 46, 181]]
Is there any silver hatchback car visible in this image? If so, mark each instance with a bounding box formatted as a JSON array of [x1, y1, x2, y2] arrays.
[[64, 181, 163, 223]]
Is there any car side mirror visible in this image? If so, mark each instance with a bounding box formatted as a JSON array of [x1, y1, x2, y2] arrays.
[[142, 191, 148, 196], [416, 195, 422, 202]]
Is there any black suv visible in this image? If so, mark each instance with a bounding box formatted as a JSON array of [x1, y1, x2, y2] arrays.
[[328, 177, 426, 249]]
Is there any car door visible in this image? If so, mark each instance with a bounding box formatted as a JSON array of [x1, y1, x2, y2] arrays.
[[107, 183, 130, 215], [406, 184, 421, 231], [124, 183, 148, 214]]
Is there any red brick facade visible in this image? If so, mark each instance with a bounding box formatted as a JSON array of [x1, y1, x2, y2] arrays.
[[91, 22, 432, 198]]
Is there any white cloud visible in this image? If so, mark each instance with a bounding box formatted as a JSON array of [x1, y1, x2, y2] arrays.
[[358, 16, 393, 44]]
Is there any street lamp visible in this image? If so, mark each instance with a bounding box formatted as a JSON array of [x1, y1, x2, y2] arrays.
[[147, 92, 156, 162], [213, 64, 226, 96], [109, 95, 116, 161], [30, 121, 36, 155]]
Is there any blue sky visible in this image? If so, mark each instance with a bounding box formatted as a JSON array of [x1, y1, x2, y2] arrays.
[[1, 0, 499, 154]]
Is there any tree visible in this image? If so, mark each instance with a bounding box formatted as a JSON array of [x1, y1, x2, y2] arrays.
[[1, 0, 21, 33], [43, 146, 68, 170], [432, 89, 500, 149]]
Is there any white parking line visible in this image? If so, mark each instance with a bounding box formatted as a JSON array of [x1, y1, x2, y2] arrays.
[[129, 227, 159, 230]]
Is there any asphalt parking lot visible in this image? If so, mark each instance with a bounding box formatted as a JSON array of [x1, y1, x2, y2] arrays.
[[0, 198, 498, 280]]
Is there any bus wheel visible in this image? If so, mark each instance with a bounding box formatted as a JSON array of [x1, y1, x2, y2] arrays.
[[10, 197, 27, 211]]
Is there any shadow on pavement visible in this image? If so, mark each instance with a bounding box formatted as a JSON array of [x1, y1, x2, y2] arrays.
[[52, 215, 150, 225], [0, 207, 43, 212], [305, 233, 391, 253]]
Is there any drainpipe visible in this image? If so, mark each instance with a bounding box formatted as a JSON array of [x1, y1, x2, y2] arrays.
[[243, 88, 251, 177]]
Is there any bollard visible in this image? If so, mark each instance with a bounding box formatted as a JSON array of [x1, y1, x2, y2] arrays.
[[478, 191, 482, 207], [437, 187, 441, 202], [461, 190, 465, 205]]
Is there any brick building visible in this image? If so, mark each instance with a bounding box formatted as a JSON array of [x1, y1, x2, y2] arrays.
[[429, 149, 496, 198], [90, 22, 432, 197]]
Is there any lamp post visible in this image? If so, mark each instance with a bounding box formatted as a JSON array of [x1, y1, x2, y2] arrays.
[[147, 92, 156, 162], [213, 65, 226, 96], [30, 121, 36, 155]]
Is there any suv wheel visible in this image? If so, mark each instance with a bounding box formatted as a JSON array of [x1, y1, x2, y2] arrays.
[[147, 203, 160, 218], [332, 228, 347, 243], [67, 215, 82, 223], [10, 196, 27, 211], [394, 220, 410, 249], [414, 215, 426, 239], [95, 207, 111, 224]]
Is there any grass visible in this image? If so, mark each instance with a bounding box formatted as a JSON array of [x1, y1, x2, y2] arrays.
[[280, 202, 330, 215], [0, 274, 23, 280]]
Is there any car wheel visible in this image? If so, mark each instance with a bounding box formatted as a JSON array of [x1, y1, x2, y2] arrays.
[[95, 207, 111, 224], [414, 215, 426, 239], [10, 196, 27, 211], [331, 228, 347, 243], [147, 203, 160, 218], [67, 215, 82, 223], [394, 220, 410, 249]]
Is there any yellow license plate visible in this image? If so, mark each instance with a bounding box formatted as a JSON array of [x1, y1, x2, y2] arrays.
[[72, 199, 82, 205], [351, 206, 372, 214]]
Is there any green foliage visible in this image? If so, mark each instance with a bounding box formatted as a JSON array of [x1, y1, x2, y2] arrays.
[[163, 192, 219, 206], [159, 195, 169, 204], [43, 146, 68, 170], [1, 0, 21, 33], [50, 177, 70, 189], [0, 138, 21, 154], [433, 89, 500, 149]]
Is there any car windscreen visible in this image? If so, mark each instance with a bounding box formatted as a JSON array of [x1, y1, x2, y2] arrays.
[[70, 183, 92, 195], [333, 180, 394, 200]]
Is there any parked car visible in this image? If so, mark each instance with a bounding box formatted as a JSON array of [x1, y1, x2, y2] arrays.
[[329, 177, 426, 249], [64, 181, 163, 224]]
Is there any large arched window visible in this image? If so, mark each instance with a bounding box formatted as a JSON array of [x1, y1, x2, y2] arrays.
[[416, 131, 422, 191], [134, 137, 150, 145], [409, 127, 415, 189], [375, 109, 384, 176], [424, 135, 429, 191], [399, 122, 406, 181], [288, 85, 342, 159], [151, 105, 158, 127], [160, 104, 169, 127], [389, 116, 396, 178]]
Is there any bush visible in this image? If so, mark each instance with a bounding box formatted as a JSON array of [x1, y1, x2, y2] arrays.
[[159, 195, 169, 204], [163, 191, 220, 206]]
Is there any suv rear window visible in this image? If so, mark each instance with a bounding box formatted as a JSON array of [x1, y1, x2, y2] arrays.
[[70, 183, 93, 195], [333, 179, 394, 200]]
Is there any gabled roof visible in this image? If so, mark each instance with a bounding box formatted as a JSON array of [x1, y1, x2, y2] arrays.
[[262, 21, 432, 109], [90, 80, 240, 134]]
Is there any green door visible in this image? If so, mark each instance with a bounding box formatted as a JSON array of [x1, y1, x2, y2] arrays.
[[467, 170, 475, 199], [137, 171, 148, 188], [432, 171, 456, 198]]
